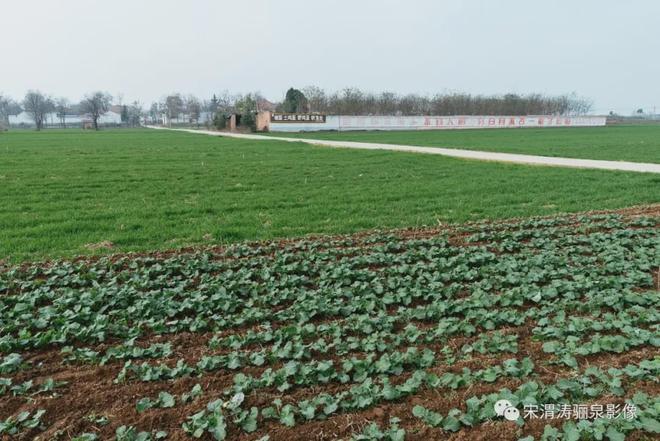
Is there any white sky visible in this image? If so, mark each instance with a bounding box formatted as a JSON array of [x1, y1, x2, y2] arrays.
[[1, 0, 659, 114]]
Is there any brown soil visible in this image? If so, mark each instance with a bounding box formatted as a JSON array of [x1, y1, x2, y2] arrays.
[[1, 205, 658, 440], [5, 346, 654, 441]]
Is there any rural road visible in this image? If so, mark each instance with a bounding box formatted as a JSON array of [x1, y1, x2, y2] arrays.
[[146, 126, 660, 174]]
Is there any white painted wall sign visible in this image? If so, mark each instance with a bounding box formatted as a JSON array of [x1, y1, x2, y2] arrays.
[[268, 114, 606, 132]]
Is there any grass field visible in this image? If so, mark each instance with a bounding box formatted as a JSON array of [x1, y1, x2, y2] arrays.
[[1, 129, 659, 263], [1, 209, 658, 440], [265, 125, 660, 163]]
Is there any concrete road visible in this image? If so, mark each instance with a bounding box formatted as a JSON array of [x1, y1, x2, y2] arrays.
[[146, 126, 660, 174]]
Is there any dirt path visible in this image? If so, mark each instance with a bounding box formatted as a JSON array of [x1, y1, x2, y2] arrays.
[[146, 126, 660, 173]]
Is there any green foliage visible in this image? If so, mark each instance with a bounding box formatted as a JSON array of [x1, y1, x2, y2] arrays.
[[240, 111, 256, 131], [213, 113, 227, 130], [0, 377, 66, 397], [120, 105, 129, 124], [233, 94, 257, 131], [181, 383, 203, 403], [182, 399, 228, 440], [136, 391, 176, 412], [115, 426, 167, 441], [352, 417, 405, 440], [0, 409, 46, 436], [0, 353, 25, 373], [281, 88, 308, 113], [412, 405, 443, 427]]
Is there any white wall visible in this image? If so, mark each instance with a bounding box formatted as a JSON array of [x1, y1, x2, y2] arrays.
[[269, 115, 341, 132], [269, 115, 607, 132], [9, 112, 39, 125], [99, 111, 122, 124], [9, 111, 121, 126]]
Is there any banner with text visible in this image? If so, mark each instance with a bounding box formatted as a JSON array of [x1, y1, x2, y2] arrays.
[[267, 115, 606, 132]]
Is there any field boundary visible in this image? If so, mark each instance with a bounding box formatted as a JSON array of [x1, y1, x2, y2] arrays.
[[146, 126, 660, 174], [4, 204, 657, 271]]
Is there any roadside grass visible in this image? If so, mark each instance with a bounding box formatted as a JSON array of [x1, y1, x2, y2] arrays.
[[263, 124, 660, 163], [1, 128, 659, 262]]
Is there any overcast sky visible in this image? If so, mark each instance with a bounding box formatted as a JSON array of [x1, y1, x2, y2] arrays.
[[2, 0, 658, 114]]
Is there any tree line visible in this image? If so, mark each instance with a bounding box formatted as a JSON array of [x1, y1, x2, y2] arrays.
[[0, 90, 143, 130], [151, 92, 263, 129], [154, 89, 594, 134], [2, 87, 594, 132], [287, 87, 593, 116]]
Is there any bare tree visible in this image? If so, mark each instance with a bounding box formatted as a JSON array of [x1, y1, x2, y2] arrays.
[[208, 94, 219, 115], [376, 92, 398, 115], [54, 98, 70, 128], [80, 92, 112, 130], [0, 94, 21, 129], [23, 90, 54, 130], [0, 95, 8, 130], [282, 87, 593, 117], [127, 101, 143, 127], [338, 88, 364, 115], [185, 95, 201, 126], [214, 91, 235, 115], [149, 102, 161, 124], [164, 94, 183, 127], [302, 86, 326, 113]]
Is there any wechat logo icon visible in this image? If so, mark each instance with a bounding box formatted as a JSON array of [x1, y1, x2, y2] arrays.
[[494, 399, 520, 421]]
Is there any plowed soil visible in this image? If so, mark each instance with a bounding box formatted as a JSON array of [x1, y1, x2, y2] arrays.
[[1, 206, 658, 441]]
